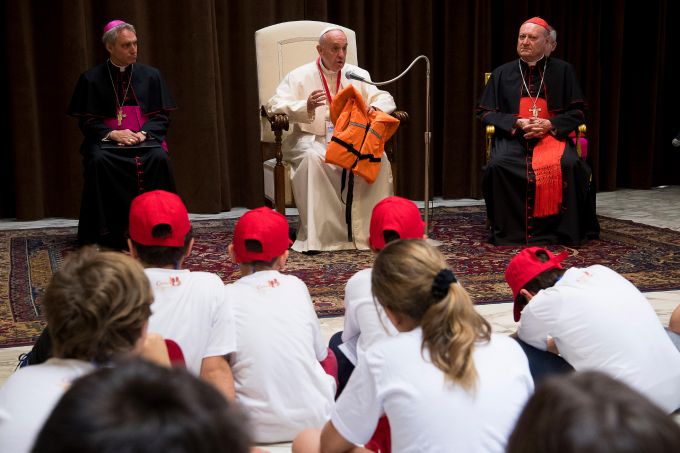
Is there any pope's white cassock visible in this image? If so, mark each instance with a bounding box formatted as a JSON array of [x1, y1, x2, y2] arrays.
[[267, 61, 396, 252]]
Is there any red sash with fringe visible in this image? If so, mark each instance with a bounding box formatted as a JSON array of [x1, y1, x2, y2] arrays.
[[519, 97, 564, 217]]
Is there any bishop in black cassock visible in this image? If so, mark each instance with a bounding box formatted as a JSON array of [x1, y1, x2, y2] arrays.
[[67, 20, 176, 250], [477, 17, 599, 246]]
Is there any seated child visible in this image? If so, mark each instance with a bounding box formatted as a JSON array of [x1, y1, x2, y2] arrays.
[[18, 190, 237, 400], [507, 371, 680, 453], [294, 239, 534, 453], [0, 248, 167, 453], [32, 359, 252, 453], [331, 196, 425, 395], [225, 207, 336, 443], [505, 247, 680, 412], [128, 190, 237, 399]]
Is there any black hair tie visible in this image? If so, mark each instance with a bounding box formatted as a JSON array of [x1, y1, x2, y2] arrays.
[[431, 269, 457, 300]]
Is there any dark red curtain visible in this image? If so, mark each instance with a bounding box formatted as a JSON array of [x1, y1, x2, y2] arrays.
[[2, 0, 678, 219]]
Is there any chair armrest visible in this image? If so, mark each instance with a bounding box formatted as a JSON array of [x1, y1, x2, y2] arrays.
[[576, 124, 586, 159], [484, 123, 585, 162], [391, 110, 409, 124], [260, 105, 289, 165], [260, 106, 406, 129], [485, 125, 495, 162], [260, 106, 289, 133]]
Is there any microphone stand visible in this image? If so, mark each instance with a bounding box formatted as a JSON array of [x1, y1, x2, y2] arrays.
[[348, 55, 435, 239]]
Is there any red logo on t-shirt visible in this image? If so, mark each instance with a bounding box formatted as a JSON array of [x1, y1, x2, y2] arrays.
[[155, 276, 182, 288]]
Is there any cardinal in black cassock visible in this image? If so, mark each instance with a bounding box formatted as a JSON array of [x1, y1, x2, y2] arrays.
[[477, 17, 599, 246]]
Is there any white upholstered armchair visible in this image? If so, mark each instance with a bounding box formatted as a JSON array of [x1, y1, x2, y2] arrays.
[[255, 20, 407, 214]]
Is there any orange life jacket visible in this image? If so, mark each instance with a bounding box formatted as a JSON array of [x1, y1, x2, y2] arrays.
[[325, 85, 400, 184]]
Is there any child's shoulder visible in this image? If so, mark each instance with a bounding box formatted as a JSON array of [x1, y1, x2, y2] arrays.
[[267, 272, 310, 294], [485, 334, 526, 357], [231, 270, 309, 290], [145, 268, 223, 284], [180, 270, 225, 287], [368, 328, 420, 357], [347, 267, 372, 285]]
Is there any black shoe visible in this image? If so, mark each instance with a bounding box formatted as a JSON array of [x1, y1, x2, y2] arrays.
[[302, 250, 321, 256]]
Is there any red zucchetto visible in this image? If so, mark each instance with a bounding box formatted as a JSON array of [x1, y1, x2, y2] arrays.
[[523, 16, 550, 31]]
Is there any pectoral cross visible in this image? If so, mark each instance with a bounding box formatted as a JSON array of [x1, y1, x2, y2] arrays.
[[529, 106, 541, 118], [117, 108, 126, 126]]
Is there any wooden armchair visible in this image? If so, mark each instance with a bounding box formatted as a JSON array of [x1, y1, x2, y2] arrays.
[[256, 21, 408, 214], [484, 72, 586, 162]]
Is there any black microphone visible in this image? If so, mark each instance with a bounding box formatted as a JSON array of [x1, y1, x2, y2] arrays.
[[673, 131, 680, 147], [345, 70, 366, 82]]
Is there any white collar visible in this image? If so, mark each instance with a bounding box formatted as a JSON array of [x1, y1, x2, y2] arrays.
[[520, 55, 546, 67], [109, 59, 130, 72]]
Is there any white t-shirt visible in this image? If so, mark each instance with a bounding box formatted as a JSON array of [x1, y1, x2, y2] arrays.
[[332, 330, 533, 453], [146, 268, 236, 376], [518, 265, 680, 413], [225, 270, 336, 443], [340, 268, 398, 365], [0, 358, 95, 453]]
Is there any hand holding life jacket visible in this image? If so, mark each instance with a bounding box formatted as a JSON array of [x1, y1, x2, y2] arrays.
[[325, 85, 400, 184]]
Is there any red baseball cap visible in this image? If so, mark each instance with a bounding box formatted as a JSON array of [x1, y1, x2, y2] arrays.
[[505, 247, 569, 321], [523, 16, 550, 32], [369, 196, 425, 250], [129, 190, 191, 247], [232, 207, 292, 263]]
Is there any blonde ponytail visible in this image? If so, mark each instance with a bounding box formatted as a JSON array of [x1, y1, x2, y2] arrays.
[[372, 239, 491, 391], [421, 283, 491, 391]]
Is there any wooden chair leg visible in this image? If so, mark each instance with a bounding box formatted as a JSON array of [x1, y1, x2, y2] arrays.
[[274, 160, 285, 215]]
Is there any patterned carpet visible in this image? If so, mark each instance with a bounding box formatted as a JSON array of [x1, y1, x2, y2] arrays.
[[2, 206, 680, 348]]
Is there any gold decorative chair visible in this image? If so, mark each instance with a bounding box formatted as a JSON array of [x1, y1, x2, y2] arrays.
[[255, 20, 408, 214]]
